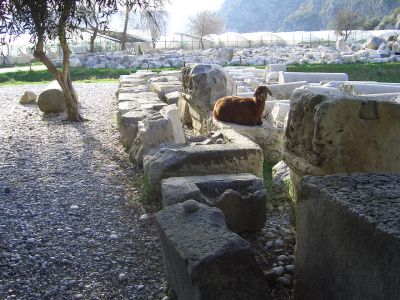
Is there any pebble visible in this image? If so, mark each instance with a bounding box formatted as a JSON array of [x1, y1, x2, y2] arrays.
[[272, 266, 285, 276], [182, 199, 199, 213], [273, 239, 285, 248], [0, 83, 165, 299], [140, 213, 151, 221], [276, 276, 292, 286], [285, 264, 295, 274], [119, 273, 128, 281]]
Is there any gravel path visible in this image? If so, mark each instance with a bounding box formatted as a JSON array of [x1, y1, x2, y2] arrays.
[[0, 83, 166, 300]]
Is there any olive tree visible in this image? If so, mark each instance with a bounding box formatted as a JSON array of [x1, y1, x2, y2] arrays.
[[0, 0, 161, 122], [140, 9, 167, 49], [119, 0, 166, 51], [189, 10, 224, 50], [77, 1, 117, 53], [334, 8, 365, 42]]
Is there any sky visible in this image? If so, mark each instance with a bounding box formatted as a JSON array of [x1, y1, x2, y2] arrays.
[[164, 0, 225, 34]]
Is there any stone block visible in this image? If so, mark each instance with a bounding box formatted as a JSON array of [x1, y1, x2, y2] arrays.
[[284, 88, 400, 182], [149, 81, 182, 99], [340, 82, 400, 95], [180, 64, 236, 133], [213, 120, 284, 164], [129, 105, 186, 166], [296, 173, 400, 300], [161, 174, 266, 232], [118, 91, 159, 103], [164, 91, 180, 104], [266, 81, 307, 100], [143, 129, 264, 192], [118, 110, 147, 148], [155, 201, 270, 300], [278, 72, 348, 84]]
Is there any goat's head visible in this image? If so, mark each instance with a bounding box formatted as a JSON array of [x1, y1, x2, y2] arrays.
[[254, 86, 272, 101]]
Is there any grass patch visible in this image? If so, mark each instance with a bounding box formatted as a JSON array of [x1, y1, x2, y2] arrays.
[[287, 62, 400, 83], [133, 171, 162, 212], [0, 66, 181, 84], [263, 160, 274, 206]]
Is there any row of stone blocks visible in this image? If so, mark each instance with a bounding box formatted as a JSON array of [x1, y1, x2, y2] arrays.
[[116, 68, 273, 299]]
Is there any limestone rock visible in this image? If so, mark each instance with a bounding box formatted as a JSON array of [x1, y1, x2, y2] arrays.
[[144, 130, 263, 193], [155, 202, 271, 300], [179, 64, 236, 133], [366, 36, 386, 50], [129, 105, 186, 166], [284, 89, 400, 181], [37, 81, 67, 114], [19, 91, 37, 104]]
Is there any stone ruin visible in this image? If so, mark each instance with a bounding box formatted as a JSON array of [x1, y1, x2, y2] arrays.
[[115, 62, 400, 299], [178, 64, 236, 134]]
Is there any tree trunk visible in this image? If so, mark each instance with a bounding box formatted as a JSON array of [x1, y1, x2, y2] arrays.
[[58, 34, 83, 122], [200, 36, 204, 50], [121, 4, 130, 51], [90, 28, 98, 53], [33, 32, 83, 122]]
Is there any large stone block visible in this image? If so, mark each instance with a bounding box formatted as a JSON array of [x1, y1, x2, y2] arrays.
[[296, 174, 400, 300], [213, 100, 290, 164], [340, 82, 400, 95], [149, 81, 182, 99], [179, 64, 236, 134], [118, 110, 147, 148], [161, 174, 266, 233], [129, 105, 186, 166], [37, 81, 67, 114], [118, 91, 159, 103], [155, 200, 270, 300], [143, 129, 263, 192], [284, 88, 400, 184], [266, 81, 307, 100], [278, 72, 348, 84]]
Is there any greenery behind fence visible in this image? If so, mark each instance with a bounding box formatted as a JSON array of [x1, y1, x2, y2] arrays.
[[0, 62, 399, 84]]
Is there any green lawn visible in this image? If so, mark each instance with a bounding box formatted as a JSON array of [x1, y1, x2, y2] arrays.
[[287, 62, 400, 83], [0, 63, 399, 85]]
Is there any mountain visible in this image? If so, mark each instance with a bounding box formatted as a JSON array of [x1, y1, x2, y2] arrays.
[[218, 0, 400, 32]]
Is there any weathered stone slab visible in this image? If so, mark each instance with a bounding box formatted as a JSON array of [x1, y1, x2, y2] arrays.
[[118, 110, 147, 148], [340, 82, 400, 95], [164, 91, 180, 104], [266, 81, 307, 100], [149, 81, 182, 99], [129, 105, 186, 166], [161, 174, 266, 232], [279, 72, 348, 84], [213, 120, 284, 163], [155, 200, 270, 300], [143, 129, 263, 192], [296, 173, 400, 300], [179, 64, 236, 134], [118, 91, 159, 103], [284, 89, 400, 183]]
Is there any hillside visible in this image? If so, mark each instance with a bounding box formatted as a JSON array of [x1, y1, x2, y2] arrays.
[[218, 0, 400, 32]]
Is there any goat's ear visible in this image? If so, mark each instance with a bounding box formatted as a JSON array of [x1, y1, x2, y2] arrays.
[[266, 88, 272, 96], [253, 89, 258, 97]]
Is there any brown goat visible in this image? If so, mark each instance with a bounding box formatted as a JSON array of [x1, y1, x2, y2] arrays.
[[213, 86, 272, 126]]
